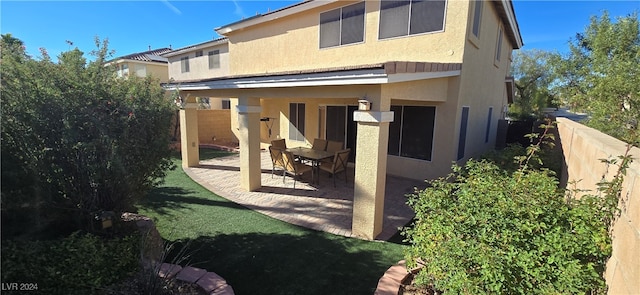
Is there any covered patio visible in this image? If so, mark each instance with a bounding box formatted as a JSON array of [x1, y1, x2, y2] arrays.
[[183, 149, 424, 240]]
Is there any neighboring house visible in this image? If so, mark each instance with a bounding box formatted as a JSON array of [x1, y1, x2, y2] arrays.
[[162, 38, 231, 110], [107, 47, 173, 83], [168, 0, 523, 239], [163, 38, 237, 144]]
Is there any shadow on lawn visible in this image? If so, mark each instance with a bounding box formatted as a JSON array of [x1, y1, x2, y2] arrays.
[[168, 231, 400, 295], [142, 186, 248, 215]]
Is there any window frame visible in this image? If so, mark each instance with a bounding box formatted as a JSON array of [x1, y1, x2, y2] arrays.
[[468, 0, 483, 48], [485, 106, 493, 143], [221, 100, 231, 110], [180, 56, 190, 73], [208, 50, 220, 69], [319, 1, 366, 49], [289, 103, 306, 142], [195, 50, 203, 57], [457, 106, 470, 161], [494, 25, 504, 66], [378, 0, 447, 41], [387, 105, 437, 162]]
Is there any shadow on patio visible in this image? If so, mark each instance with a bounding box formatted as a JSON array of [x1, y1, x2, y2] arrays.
[[183, 150, 425, 240]]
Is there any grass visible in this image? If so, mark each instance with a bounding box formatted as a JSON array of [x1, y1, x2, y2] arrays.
[[138, 148, 407, 295]]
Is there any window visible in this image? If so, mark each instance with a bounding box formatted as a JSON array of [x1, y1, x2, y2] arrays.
[[457, 106, 469, 160], [495, 26, 503, 62], [379, 0, 446, 39], [388, 105, 436, 161], [221, 100, 230, 110], [195, 50, 203, 57], [472, 0, 483, 38], [319, 2, 365, 48], [208, 50, 220, 69], [485, 107, 493, 143], [289, 103, 306, 141], [117, 63, 129, 77], [134, 64, 146, 77], [180, 56, 190, 73], [197, 97, 211, 110]]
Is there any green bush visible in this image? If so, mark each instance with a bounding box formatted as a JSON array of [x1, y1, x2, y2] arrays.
[[1, 232, 140, 294], [1, 35, 176, 236], [403, 158, 611, 294]]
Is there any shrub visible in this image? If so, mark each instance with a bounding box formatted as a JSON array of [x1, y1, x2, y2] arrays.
[[1, 232, 140, 294], [1, 36, 176, 237], [403, 123, 614, 294]]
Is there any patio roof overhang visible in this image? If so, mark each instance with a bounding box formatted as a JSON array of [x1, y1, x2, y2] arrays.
[[163, 62, 461, 91]]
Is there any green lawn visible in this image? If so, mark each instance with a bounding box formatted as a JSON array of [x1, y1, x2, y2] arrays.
[[138, 148, 407, 295]]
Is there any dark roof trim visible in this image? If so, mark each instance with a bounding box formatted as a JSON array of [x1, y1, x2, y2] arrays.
[[168, 61, 462, 84], [162, 38, 228, 57], [110, 48, 172, 63]]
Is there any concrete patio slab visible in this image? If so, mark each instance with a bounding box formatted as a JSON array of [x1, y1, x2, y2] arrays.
[[184, 149, 425, 240]]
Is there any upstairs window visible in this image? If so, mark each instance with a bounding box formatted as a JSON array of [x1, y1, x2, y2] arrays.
[[180, 56, 190, 73], [117, 63, 129, 77], [319, 2, 365, 48], [195, 50, 203, 57], [495, 26, 503, 63], [379, 0, 446, 39], [208, 50, 220, 69], [472, 0, 483, 38]]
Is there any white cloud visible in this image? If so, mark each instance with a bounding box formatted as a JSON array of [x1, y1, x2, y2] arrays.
[[232, 0, 247, 19], [161, 0, 182, 15]]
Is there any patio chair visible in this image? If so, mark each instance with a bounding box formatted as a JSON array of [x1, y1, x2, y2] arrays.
[[281, 150, 313, 188], [311, 138, 327, 151], [325, 140, 343, 153], [319, 148, 350, 187], [271, 139, 287, 149], [269, 146, 286, 178]]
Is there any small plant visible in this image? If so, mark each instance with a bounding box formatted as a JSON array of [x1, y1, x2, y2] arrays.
[[138, 234, 194, 295], [402, 120, 622, 294]]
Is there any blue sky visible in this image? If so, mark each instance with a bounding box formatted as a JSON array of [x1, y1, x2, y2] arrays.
[[1, 1, 638, 60]]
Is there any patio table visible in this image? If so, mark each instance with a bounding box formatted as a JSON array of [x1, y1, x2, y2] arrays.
[[286, 147, 334, 184]]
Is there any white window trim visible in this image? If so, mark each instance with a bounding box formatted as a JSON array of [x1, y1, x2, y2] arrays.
[[377, 0, 448, 41], [318, 1, 367, 49]]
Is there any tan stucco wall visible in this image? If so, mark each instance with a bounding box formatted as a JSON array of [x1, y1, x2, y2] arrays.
[[197, 109, 237, 144], [224, 0, 469, 75], [384, 76, 460, 180], [144, 62, 170, 83], [556, 118, 640, 294], [454, 0, 515, 162], [167, 43, 229, 81]]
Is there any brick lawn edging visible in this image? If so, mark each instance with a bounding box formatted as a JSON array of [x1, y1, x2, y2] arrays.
[[374, 260, 410, 295], [122, 213, 235, 295]]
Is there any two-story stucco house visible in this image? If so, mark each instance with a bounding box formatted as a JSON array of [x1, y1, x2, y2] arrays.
[[107, 47, 173, 83], [168, 0, 522, 239]]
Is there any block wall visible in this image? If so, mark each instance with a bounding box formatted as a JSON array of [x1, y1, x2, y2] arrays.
[[556, 117, 639, 294]]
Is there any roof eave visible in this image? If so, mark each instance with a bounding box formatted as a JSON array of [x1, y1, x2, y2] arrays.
[[215, 0, 336, 35]]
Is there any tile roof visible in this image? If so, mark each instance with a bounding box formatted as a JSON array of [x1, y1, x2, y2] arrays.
[[113, 48, 173, 63]]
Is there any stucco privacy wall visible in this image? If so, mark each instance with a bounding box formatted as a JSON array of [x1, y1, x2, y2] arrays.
[[556, 118, 640, 294], [197, 109, 237, 144]]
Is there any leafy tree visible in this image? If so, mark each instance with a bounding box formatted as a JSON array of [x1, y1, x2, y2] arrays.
[[555, 11, 640, 144], [509, 49, 561, 119], [1, 36, 176, 237]]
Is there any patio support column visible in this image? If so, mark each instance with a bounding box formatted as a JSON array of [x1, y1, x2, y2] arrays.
[[180, 97, 199, 168], [352, 93, 393, 240], [237, 96, 262, 191]]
